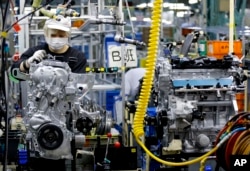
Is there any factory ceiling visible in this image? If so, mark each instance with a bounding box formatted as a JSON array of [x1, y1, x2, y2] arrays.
[[133, 0, 250, 9]]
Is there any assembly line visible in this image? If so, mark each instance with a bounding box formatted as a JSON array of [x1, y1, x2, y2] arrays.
[[0, 0, 250, 171]]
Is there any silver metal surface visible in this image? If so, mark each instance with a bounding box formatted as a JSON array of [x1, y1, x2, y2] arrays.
[[23, 60, 112, 159], [155, 57, 245, 154]]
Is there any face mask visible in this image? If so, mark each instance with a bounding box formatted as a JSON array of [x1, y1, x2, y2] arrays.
[[46, 37, 68, 50]]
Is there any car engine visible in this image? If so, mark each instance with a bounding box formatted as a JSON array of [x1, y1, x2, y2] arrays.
[[23, 59, 112, 160], [155, 55, 245, 155]]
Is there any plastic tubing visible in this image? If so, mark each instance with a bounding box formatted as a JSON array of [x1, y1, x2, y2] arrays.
[[232, 130, 250, 154], [132, 0, 243, 167], [134, 126, 244, 167], [133, 0, 162, 143], [199, 156, 216, 171]]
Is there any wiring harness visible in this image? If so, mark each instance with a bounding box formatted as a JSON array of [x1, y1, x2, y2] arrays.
[[215, 112, 250, 171]]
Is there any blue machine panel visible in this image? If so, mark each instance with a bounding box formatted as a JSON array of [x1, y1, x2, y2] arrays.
[[172, 78, 233, 87]]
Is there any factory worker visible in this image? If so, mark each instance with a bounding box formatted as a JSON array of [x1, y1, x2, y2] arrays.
[[114, 67, 146, 124], [124, 67, 146, 101], [11, 15, 87, 79], [9, 15, 87, 170]]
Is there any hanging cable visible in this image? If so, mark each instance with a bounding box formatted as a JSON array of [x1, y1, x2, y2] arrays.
[[116, 0, 120, 7], [131, 0, 250, 168], [4, 0, 54, 33], [0, 1, 53, 171], [214, 112, 250, 171], [124, 0, 135, 39], [9, 0, 17, 17], [0, 0, 4, 21], [1, 1, 10, 171]]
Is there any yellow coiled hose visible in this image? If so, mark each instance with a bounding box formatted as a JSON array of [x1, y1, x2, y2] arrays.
[[133, 0, 220, 167], [133, 0, 162, 143]]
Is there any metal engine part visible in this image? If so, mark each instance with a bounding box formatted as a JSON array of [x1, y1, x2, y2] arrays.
[[155, 55, 245, 154], [23, 60, 112, 160]]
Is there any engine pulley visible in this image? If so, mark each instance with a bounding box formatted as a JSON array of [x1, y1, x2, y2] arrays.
[[37, 123, 64, 150], [76, 117, 93, 135]]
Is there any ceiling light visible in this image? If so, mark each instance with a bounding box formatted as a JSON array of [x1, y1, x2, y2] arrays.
[[163, 3, 191, 10], [136, 3, 147, 9], [189, 0, 199, 4], [143, 18, 151, 22]]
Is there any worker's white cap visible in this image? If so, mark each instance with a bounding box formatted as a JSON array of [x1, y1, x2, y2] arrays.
[[44, 15, 71, 32]]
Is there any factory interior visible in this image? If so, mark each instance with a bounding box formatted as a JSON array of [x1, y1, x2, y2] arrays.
[[1, 0, 250, 171]]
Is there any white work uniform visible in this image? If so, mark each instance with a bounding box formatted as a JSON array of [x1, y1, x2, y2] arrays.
[[124, 67, 146, 101], [114, 68, 146, 124]]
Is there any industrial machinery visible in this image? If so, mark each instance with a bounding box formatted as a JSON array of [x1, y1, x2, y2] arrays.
[[1, 0, 249, 170], [22, 59, 112, 160], [154, 32, 246, 159], [156, 55, 244, 153], [0, 0, 142, 169]]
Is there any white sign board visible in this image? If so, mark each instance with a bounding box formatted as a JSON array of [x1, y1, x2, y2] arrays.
[[107, 44, 137, 67]]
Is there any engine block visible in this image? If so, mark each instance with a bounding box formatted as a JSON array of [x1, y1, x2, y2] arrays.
[[155, 56, 245, 154], [23, 60, 111, 160]]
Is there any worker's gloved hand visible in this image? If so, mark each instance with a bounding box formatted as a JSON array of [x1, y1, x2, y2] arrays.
[[25, 50, 47, 68]]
